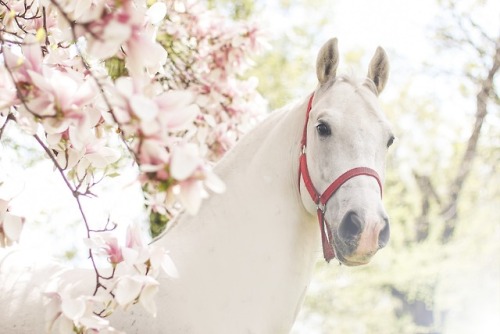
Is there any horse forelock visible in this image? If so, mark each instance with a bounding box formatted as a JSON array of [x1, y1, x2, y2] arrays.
[[316, 74, 382, 115]]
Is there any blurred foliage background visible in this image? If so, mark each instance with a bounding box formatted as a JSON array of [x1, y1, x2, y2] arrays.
[[210, 0, 499, 333]]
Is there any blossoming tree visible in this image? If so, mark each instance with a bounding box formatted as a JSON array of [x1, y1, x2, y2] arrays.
[[0, 0, 266, 332]]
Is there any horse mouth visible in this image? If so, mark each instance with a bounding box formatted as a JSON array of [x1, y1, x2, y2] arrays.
[[332, 240, 373, 266]]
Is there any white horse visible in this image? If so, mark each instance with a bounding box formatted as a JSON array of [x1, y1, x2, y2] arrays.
[[0, 37, 393, 333]]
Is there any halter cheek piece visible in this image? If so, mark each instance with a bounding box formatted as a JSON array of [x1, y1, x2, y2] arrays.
[[298, 93, 383, 263]]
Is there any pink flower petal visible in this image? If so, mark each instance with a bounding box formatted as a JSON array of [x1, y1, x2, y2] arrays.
[[139, 139, 169, 165], [28, 69, 53, 93], [22, 36, 43, 74], [130, 95, 158, 121], [0, 199, 8, 215], [126, 224, 144, 249], [156, 90, 194, 111], [165, 104, 199, 131]]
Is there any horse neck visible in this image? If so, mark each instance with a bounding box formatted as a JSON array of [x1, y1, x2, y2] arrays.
[[160, 95, 318, 261], [202, 95, 320, 263], [149, 97, 320, 333], [216, 100, 305, 195]]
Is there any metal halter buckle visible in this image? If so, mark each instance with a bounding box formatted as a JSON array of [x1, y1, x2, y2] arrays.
[[316, 202, 326, 213]]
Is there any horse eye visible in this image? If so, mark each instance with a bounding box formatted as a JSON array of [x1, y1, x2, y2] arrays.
[[387, 135, 395, 148], [316, 122, 331, 137]]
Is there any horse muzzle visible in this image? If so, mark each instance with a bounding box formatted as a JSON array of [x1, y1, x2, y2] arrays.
[[333, 209, 390, 266]]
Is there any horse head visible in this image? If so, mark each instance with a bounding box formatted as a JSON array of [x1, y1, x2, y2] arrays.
[[300, 38, 394, 266]]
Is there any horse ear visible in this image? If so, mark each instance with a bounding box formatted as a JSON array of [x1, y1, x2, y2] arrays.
[[367, 46, 389, 95], [316, 38, 339, 85]]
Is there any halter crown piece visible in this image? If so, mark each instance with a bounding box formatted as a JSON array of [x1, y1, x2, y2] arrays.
[[299, 93, 383, 263]]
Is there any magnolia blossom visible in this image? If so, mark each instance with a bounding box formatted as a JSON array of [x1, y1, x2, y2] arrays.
[[85, 224, 178, 277], [27, 67, 96, 134], [110, 76, 199, 140], [79, 224, 178, 320], [44, 283, 119, 334], [113, 275, 159, 315], [2, 37, 44, 83], [85, 0, 167, 76], [158, 1, 268, 161], [170, 143, 225, 214]]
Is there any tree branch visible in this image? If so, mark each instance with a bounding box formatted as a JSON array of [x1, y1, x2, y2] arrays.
[[413, 171, 441, 242], [441, 38, 500, 240]]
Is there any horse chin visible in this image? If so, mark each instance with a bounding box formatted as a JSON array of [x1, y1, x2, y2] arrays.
[[333, 243, 374, 267], [339, 257, 371, 267]]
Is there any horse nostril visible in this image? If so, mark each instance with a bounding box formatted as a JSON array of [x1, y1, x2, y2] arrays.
[[378, 217, 390, 248], [339, 211, 363, 241]]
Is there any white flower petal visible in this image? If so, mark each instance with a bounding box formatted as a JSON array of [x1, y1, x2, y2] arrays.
[[147, 2, 167, 25], [204, 171, 226, 194], [88, 21, 131, 59], [115, 77, 134, 97], [139, 281, 159, 316], [179, 180, 205, 215], [68, 148, 84, 170], [46, 133, 62, 147], [122, 247, 139, 266], [161, 253, 179, 279], [78, 313, 110, 329], [170, 144, 200, 181], [86, 147, 120, 168], [69, 124, 92, 151], [150, 247, 179, 279], [76, 158, 90, 180], [61, 297, 86, 320], [3, 213, 24, 242], [114, 276, 142, 307]]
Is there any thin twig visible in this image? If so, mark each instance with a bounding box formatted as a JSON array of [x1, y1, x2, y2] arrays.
[[33, 134, 105, 295], [0, 113, 15, 139]]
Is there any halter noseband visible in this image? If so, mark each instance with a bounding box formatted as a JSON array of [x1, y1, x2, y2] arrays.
[[299, 93, 383, 263]]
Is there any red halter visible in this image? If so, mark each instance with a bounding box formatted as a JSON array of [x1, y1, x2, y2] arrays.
[[299, 93, 383, 263]]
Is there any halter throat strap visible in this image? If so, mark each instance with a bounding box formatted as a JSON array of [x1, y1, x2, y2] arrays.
[[299, 93, 383, 262]]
